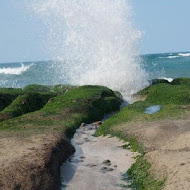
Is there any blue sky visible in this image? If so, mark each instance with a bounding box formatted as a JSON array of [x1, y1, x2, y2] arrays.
[[0, 0, 190, 63]]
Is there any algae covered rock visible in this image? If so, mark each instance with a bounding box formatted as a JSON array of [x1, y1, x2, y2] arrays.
[[23, 84, 52, 93], [23, 84, 76, 94], [52, 84, 75, 94], [0, 85, 121, 137], [151, 78, 170, 85], [0, 93, 53, 120], [170, 78, 190, 85], [0, 88, 23, 112]]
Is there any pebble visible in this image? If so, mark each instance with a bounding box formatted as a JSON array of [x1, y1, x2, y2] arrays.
[[103, 160, 111, 166], [81, 123, 86, 127], [84, 138, 90, 142], [101, 167, 114, 172], [89, 164, 97, 168]]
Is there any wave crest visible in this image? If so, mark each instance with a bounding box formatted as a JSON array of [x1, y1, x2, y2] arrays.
[[0, 63, 33, 75], [178, 53, 190, 57]]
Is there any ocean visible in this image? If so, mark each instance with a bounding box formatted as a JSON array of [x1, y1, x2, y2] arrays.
[[0, 51, 190, 92]]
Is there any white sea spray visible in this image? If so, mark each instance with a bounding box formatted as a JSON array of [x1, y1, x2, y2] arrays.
[[28, 0, 149, 100]]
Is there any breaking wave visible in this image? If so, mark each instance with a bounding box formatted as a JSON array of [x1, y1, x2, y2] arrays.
[[0, 63, 34, 75]]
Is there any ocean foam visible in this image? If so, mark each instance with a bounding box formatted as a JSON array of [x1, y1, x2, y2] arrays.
[[159, 55, 180, 59], [161, 53, 190, 59], [0, 63, 33, 75], [28, 0, 149, 100], [178, 53, 190, 57], [161, 77, 173, 82]]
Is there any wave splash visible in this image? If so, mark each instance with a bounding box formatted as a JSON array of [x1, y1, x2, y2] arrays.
[[29, 0, 149, 100], [0, 63, 34, 75]]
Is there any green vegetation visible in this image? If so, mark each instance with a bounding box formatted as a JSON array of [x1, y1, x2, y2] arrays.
[[23, 84, 52, 93], [0, 84, 78, 121], [96, 78, 190, 190], [23, 84, 75, 94], [170, 77, 190, 85], [128, 156, 165, 190], [0, 93, 53, 121], [0, 85, 121, 139], [0, 88, 23, 112]]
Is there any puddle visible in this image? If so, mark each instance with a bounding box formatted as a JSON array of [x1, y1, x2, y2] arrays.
[[144, 105, 161, 114]]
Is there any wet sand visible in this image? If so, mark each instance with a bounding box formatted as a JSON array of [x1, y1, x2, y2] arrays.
[[60, 123, 137, 190]]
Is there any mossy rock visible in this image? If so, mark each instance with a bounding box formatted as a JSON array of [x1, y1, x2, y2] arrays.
[[0, 88, 23, 112], [114, 91, 123, 99], [151, 79, 170, 85], [0, 88, 23, 94], [23, 84, 76, 95], [0, 85, 121, 139], [52, 84, 76, 94], [145, 83, 190, 105], [0, 93, 53, 121], [170, 78, 190, 85], [23, 84, 52, 93]]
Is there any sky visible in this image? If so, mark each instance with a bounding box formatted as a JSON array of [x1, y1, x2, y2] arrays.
[[0, 0, 190, 63]]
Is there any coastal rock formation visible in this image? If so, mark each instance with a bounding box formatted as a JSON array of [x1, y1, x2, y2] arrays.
[[0, 85, 121, 190], [97, 78, 190, 190]]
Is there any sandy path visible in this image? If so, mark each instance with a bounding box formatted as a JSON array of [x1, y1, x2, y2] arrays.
[[60, 124, 137, 190]]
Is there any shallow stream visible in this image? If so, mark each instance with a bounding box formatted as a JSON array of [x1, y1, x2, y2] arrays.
[[60, 123, 137, 190]]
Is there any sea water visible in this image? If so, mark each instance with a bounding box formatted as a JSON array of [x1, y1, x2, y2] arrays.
[[0, 51, 190, 91]]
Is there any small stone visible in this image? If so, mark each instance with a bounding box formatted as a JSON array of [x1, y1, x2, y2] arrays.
[[80, 156, 86, 159], [101, 167, 114, 172], [84, 138, 90, 142], [103, 160, 111, 165], [81, 123, 86, 127], [101, 167, 108, 171], [89, 164, 97, 167], [114, 165, 118, 168], [93, 121, 103, 126]]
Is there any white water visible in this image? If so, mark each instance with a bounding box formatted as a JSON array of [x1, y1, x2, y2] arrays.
[[28, 0, 149, 100], [0, 63, 33, 75]]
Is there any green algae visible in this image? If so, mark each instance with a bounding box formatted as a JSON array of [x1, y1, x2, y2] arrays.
[[0, 93, 53, 121], [0, 85, 121, 139]]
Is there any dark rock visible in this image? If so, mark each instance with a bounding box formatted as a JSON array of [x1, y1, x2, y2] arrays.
[[81, 123, 86, 127], [101, 167, 114, 172], [103, 160, 111, 166]]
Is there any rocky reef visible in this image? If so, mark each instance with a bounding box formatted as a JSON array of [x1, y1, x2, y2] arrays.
[[0, 85, 121, 190]]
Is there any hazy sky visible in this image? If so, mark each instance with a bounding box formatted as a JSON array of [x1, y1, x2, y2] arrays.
[[0, 0, 190, 63]]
